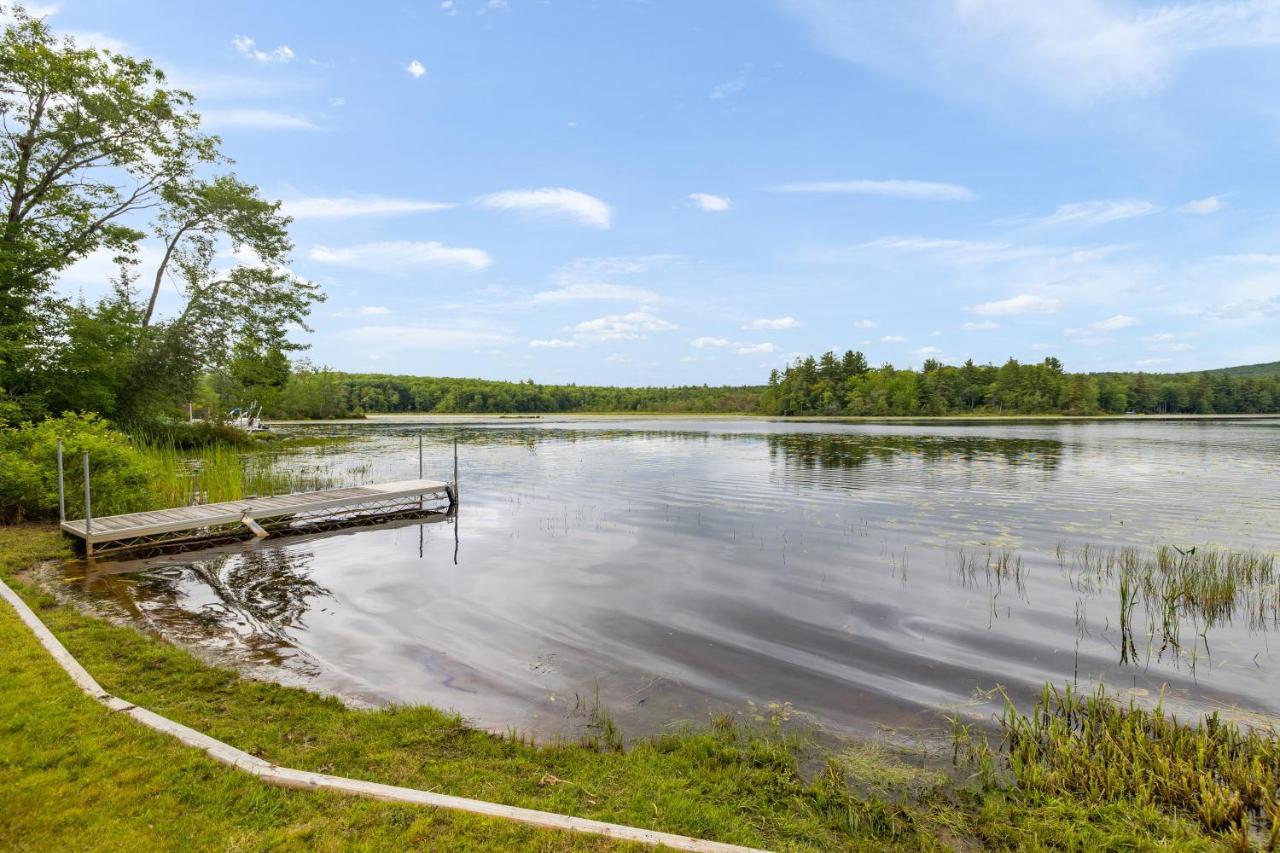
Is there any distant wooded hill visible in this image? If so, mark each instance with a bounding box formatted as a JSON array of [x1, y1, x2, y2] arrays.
[[1203, 361, 1280, 378]]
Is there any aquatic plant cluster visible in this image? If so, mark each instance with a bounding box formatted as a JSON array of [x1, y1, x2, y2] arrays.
[[956, 685, 1280, 849], [1060, 543, 1279, 665]]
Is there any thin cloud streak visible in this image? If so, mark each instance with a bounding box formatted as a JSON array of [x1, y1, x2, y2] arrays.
[[773, 178, 974, 200]]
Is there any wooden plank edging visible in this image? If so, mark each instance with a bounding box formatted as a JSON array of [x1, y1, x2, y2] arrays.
[[0, 576, 764, 853]]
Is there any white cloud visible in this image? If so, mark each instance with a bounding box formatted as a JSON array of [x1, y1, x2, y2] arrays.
[[689, 192, 732, 212], [691, 336, 732, 349], [742, 316, 800, 330], [532, 283, 658, 304], [970, 294, 1062, 316], [57, 245, 164, 296], [1091, 314, 1140, 330], [855, 319, 878, 329], [913, 346, 944, 358], [309, 240, 492, 272], [479, 188, 613, 229], [406, 59, 427, 79], [962, 320, 1000, 331], [529, 338, 578, 349], [282, 196, 456, 218], [736, 342, 778, 355], [1144, 332, 1176, 343], [1034, 199, 1157, 228], [200, 108, 318, 131], [572, 311, 676, 341], [1137, 358, 1171, 367], [880, 335, 906, 343], [232, 35, 294, 63], [358, 306, 390, 316], [777, 0, 1280, 109], [773, 178, 974, 201], [65, 30, 127, 52], [1179, 195, 1226, 214]]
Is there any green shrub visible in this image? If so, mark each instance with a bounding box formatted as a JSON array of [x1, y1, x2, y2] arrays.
[[133, 419, 256, 449], [0, 413, 155, 522]]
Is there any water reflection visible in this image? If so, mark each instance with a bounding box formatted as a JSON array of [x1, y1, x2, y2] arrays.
[[768, 432, 1063, 478]]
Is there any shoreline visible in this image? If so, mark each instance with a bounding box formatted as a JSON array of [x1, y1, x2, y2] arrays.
[[265, 411, 1280, 426]]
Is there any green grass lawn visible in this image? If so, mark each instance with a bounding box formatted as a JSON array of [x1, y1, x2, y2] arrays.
[[0, 525, 1245, 850]]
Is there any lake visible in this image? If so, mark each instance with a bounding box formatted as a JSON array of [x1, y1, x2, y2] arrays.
[[56, 416, 1280, 741]]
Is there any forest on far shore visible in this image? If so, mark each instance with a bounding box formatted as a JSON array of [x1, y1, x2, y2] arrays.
[[256, 354, 1280, 419]]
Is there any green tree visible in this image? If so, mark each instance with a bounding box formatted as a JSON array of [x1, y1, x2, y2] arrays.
[[0, 7, 321, 421]]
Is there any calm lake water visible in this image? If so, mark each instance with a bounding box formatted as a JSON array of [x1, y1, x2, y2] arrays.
[[59, 417, 1280, 740]]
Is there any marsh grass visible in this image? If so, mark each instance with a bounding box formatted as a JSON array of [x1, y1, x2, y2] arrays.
[[1059, 543, 1279, 667], [955, 684, 1280, 849], [136, 440, 336, 511]]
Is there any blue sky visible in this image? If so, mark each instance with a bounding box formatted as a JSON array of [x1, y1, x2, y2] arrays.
[[46, 0, 1280, 384]]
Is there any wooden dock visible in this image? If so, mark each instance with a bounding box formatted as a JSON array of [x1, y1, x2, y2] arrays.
[[61, 479, 454, 556]]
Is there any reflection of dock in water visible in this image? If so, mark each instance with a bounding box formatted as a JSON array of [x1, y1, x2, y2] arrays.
[[62, 480, 455, 557]]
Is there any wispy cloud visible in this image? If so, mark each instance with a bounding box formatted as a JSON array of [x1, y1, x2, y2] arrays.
[[1033, 199, 1157, 228], [1222, 253, 1280, 264], [532, 283, 658, 304], [232, 35, 294, 63], [776, 0, 1280, 109], [970, 293, 1062, 316], [1179, 195, 1226, 214], [572, 311, 677, 342], [283, 196, 456, 218], [309, 240, 493, 272], [880, 334, 906, 343], [962, 320, 1000, 331], [773, 178, 974, 201], [689, 192, 732, 212], [710, 64, 750, 99], [200, 108, 318, 131], [691, 336, 779, 355], [1204, 295, 1280, 321], [529, 338, 578, 349], [742, 316, 800, 330], [479, 188, 613, 229]]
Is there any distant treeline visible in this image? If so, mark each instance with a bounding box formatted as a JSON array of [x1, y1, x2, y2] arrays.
[[761, 352, 1280, 416], [271, 363, 763, 418], [265, 356, 1280, 419]]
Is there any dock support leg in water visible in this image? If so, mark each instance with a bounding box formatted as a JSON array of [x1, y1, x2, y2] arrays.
[[241, 515, 270, 539], [82, 452, 93, 557]]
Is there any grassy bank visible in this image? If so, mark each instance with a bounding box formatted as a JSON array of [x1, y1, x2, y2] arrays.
[[0, 526, 1265, 850]]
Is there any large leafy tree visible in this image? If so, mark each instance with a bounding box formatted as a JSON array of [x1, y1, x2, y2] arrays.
[[0, 5, 320, 421]]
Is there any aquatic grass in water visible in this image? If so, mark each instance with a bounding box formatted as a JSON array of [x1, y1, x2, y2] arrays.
[[1056, 543, 1279, 668], [955, 684, 1280, 849]]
